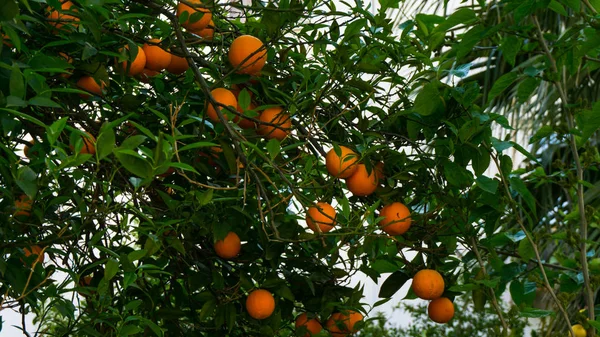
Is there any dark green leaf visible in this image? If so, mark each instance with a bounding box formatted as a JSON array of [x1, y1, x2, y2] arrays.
[[548, 0, 568, 15], [10, 67, 25, 99], [487, 72, 518, 103], [433, 8, 476, 34], [266, 138, 281, 160], [378, 271, 410, 298], [105, 258, 119, 281], [519, 307, 555, 318], [414, 83, 445, 116], [16, 166, 38, 198], [509, 176, 537, 217], [500, 36, 522, 67], [444, 160, 474, 188], [476, 176, 498, 193], [0, 0, 18, 20], [28, 96, 61, 108], [97, 128, 116, 160], [518, 239, 535, 262], [115, 151, 153, 178]]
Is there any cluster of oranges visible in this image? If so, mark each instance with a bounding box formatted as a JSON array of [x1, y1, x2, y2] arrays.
[[411, 269, 454, 323], [295, 310, 364, 337], [325, 146, 384, 197]]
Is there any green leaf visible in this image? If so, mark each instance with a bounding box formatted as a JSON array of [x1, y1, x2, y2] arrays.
[[577, 101, 600, 146], [500, 36, 522, 67], [476, 176, 498, 193], [509, 176, 537, 217], [97, 128, 116, 160], [529, 125, 554, 143], [115, 150, 153, 178], [487, 72, 518, 103], [266, 138, 281, 160], [378, 271, 410, 298], [120, 324, 142, 336], [588, 320, 600, 331], [178, 141, 219, 152], [414, 83, 445, 116], [548, 0, 568, 15], [344, 18, 367, 40], [238, 89, 250, 110], [0, 0, 18, 21], [561, 0, 580, 11], [48, 117, 68, 146], [10, 67, 25, 99], [514, 0, 535, 23], [518, 239, 535, 262], [433, 8, 476, 34], [16, 166, 38, 198], [472, 148, 491, 176], [517, 77, 540, 103], [444, 161, 474, 188], [519, 307, 555, 318], [120, 135, 147, 150], [127, 249, 147, 262], [123, 272, 137, 289], [105, 258, 119, 281], [28, 96, 61, 108]]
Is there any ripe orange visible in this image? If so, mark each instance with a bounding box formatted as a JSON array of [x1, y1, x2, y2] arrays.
[[428, 297, 454, 323], [14, 195, 33, 217], [166, 54, 189, 75], [295, 313, 323, 337], [345, 164, 378, 197], [77, 76, 105, 99], [119, 45, 146, 76], [325, 310, 364, 337], [139, 68, 160, 83], [194, 19, 214, 40], [206, 88, 237, 122], [378, 202, 411, 236], [23, 140, 36, 158], [59, 52, 73, 78], [306, 202, 336, 233], [142, 39, 172, 71], [23, 245, 44, 265], [257, 107, 291, 141], [177, 0, 212, 31], [325, 146, 358, 178], [70, 131, 96, 155], [412, 269, 445, 300], [47, 1, 79, 31], [214, 231, 241, 259], [246, 289, 275, 320], [228, 35, 267, 75]]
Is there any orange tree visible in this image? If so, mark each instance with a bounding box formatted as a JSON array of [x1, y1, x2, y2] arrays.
[[1, 0, 600, 336]]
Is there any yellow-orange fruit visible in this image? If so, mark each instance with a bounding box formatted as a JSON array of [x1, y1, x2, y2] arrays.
[[325, 146, 358, 178], [325, 310, 364, 337], [246, 289, 275, 320], [177, 0, 212, 31], [77, 76, 105, 99], [142, 39, 172, 71], [295, 313, 323, 337], [428, 297, 455, 323], [70, 132, 96, 155], [306, 202, 336, 234], [257, 107, 291, 141], [214, 232, 241, 259], [194, 19, 214, 40], [345, 164, 378, 197], [228, 35, 267, 75], [23, 140, 35, 158], [206, 88, 237, 122], [167, 54, 189, 75], [378, 202, 412, 236], [14, 195, 33, 217], [412, 269, 445, 300], [119, 45, 146, 76], [139, 68, 160, 83], [47, 1, 79, 31], [23, 245, 44, 265]]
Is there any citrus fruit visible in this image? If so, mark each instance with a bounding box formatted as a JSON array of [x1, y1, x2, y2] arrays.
[[228, 35, 267, 75], [325, 310, 363, 337], [139, 68, 160, 83], [571, 324, 587, 337], [23, 140, 36, 158], [206, 88, 237, 122], [194, 19, 214, 40], [214, 231, 241, 259], [412, 269, 445, 300], [70, 132, 96, 155], [14, 195, 33, 217], [119, 45, 146, 76], [306, 202, 336, 233], [77, 76, 105, 99], [142, 39, 172, 71], [47, 1, 79, 31], [167, 54, 189, 75], [177, 0, 212, 31], [378, 202, 412, 236], [257, 107, 291, 140], [428, 297, 455, 323], [295, 313, 322, 337], [325, 146, 358, 178], [246, 289, 275, 320], [345, 164, 378, 196], [23, 245, 44, 265]]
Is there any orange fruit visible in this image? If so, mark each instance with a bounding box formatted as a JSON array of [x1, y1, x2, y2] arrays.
[[345, 164, 378, 197], [246, 289, 275, 320], [23, 140, 36, 158], [23, 245, 44, 265], [47, 1, 79, 32], [231, 88, 256, 129], [58, 52, 73, 78], [325, 310, 364, 337], [295, 313, 323, 337], [70, 131, 96, 155], [79, 275, 92, 287], [194, 19, 214, 40], [139, 68, 160, 83], [325, 146, 359, 178], [77, 76, 105, 99], [428, 297, 454, 323], [378, 202, 411, 236], [205, 88, 237, 122], [228, 35, 267, 75], [412, 269, 445, 300], [214, 231, 241, 259], [306, 202, 336, 234], [257, 107, 291, 141], [166, 54, 189, 75], [14, 195, 33, 217], [119, 45, 146, 76], [142, 39, 172, 71], [177, 0, 212, 31]]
